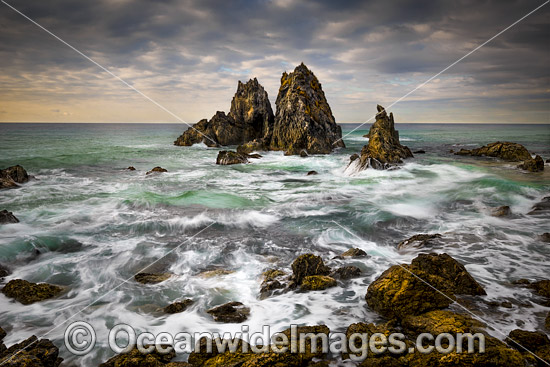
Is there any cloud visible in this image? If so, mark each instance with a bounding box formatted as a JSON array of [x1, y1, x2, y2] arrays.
[[0, 0, 548, 123]]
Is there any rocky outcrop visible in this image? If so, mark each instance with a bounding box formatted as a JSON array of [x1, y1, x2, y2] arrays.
[[300, 275, 336, 291], [455, 141, 532, 161], [270, 63, 345, 155], [397, 233, 442, 250], [1, 165, 29, 189], [0, 335, 62, 367], [134, 272, 172, 284], [206, 301, 250, 323], [340, 248, 367, 258], [146, 166, 167, 175], [518, 155, 544, 172], [99, 345, 176, 367], [175, 78, 274, 147], [330, 265, 361, 280], [529, 196, 550, 215], [291, 253, 331, 285], [0, 210, 19, 224], [365, 253, 485, 318], [216, 151, 249, 165], [352, 105, 413, 170], [164, 299, 194, 314], [506, 329, 550, 365], [2, 279, 63, 305]]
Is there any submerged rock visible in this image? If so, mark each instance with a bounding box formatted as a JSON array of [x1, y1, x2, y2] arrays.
[[206, 301, 250, 323], [291, 253, 331, 285], [518, 155, 544, 172], [0, 165, 29, 189], [198, 269, 235, 278], [175, 78, 274, 147], [529, 196, 550, 215], [0, 210, 19, 224], [99, 344, 176, 367], [300, 275, 336, 291], [216, 150, 249, 165], [491, 205, 512, 217], [366, 253, 485, 318], [2, 279, 63, 305], [454, 141, 531, 161], [270, 63, 344, 155], [397, 233, 442, 250], [539, 233, 550, 243], [134, 272, 171, 284], [413, 149, 426, 154], [306, 170, 318, 176], [330, 265, 362, 280], [353, 105, 413, 171], [164, 299, 194, 314], [146, 166, 167, 175], [127, 166, 136, 171], [0, 335, 62, 367]]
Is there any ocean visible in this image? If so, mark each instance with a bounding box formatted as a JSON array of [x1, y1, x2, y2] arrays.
[[0, 122, 549, 365]]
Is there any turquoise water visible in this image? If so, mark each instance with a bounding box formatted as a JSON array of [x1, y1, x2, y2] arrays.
[[0, 122, 549, 365]]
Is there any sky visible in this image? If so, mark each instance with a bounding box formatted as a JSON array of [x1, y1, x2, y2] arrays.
[[0, 0, 549, 124]]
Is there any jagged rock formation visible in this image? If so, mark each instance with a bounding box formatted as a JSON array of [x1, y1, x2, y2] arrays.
[[174, 78, 274, 147], [0, 334, 63, 367], [1, 165, 29, 189], [270, 63, 345, 155], [2, 279, 63, 305], [455, 141, 532, 161], [0, 210, 19, 224], [518, 154, 544, 172], [216, 150, 249, 165], [352, 105, 413, 170]]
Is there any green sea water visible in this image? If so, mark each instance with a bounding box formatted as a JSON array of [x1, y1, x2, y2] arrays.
[[0, 122, 549, 365]]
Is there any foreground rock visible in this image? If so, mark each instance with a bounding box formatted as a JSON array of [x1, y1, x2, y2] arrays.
[[455, 141, 532, 161], [216, 151, 249, 165], [0, 165, 29, 189], [2, 279, 63, 305], [506, 329, 550, 365], [352, 105, 413, 170], [175, 78, 274, 147], [134, 272, 171, 284], [270, 63, 344, 155], [291, 253, 331, 285], [0, 210, 19, 224], [366, 253, 485, 318], [99, 345, 176, 367], [206, 301, 250, 323], [164, 299, 194, 314], [0, 335, 62, 367], [397, 233, 441, 250], [518, 155, 545, 172]]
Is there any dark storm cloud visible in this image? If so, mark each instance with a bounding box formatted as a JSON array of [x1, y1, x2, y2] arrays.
[[0, 0, 548, 123]]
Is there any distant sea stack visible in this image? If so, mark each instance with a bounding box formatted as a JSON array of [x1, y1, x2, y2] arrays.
[[270, 63, 345, 155], [352, 105, 413, 170], [174, 78, 274, 147]]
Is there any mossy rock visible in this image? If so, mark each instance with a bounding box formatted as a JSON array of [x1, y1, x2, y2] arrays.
[[216, 150, 249, 165], [0, 335, 62, 367], [163, 299, 193, 314], [198, 269, 235, 278], [2, 279, 63, 305], [401, 310, 485, 336], [454, 141, 532, 161], [546, 312, 550, 330], [99, 344, 176, 367], [262, 269, 286, 281], [341, 248, 367, 258], [300, 275, 336, 291], [291, 254, 331, 285], [206, 301, 250, 323], [330, 266, 362, 280], [134, 273, 172, 284]]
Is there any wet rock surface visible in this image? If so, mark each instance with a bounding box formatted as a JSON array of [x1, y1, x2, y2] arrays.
[[340, 248, 367, 258], [134, 272, 172, 284], [1, 279, 63, 305], [0, 165, 29, 189], [353, 105, 413, 171], [0, 210, 19, 224], [291, 253, 331, 285], [518, 154, 545, 172], [454, 141, 532, 161], [99, 344, 176, 367], [206, 301, 250, 323], [164, 299, 194, 314], [269, 63, 344, 155], [0, 335, 62, 367], [300, 275, 336, 291], [397, 233, 442, 250], [529, 196, 550, 215], [146, 166, 168, 175], [491, 205, 512, 217], [330, 265, 362, 280], [216, 151, 249, 165]]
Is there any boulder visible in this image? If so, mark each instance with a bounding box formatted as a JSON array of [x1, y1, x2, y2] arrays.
[[491, 206, 511, 217], [353, 105, 413, 171], [216, 150, 249, 165], [291, 253, 331, 285], [307, 170, 318, 176], [164, 299, 194, 314], [506, 329, 550, 365], [259, 269, 287, 299], [175, 78, 274, 147], [0, 335, 62, 367], [206, 301, 250, 323], [99, 344, 176, 367], [0, 210, 19, 224], [530, 279, 550, 299], [397, 234, 441, 250], [539, 233, 550, 243], [127, 166, 136, 171], [134, 272, 171, 284], [146, 166, 167, 175], [340, 248, 368, 258], [529, 196, 550, 215], [454, 141, 531, 161], [270, 63, 345, 155], [518, 155, 544, 172], [300, 275, 336, 291], [1, 279, 63, 305], [0, 264, 9, 278], [0, 165, 29, 189], [330, 265, 362, 280], [365, 253, 485, 318]]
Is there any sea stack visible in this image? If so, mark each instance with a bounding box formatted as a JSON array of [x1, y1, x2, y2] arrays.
[[270, 63, 345, 155], [174, 78, 274, 147], [352, 105, 413, 170]]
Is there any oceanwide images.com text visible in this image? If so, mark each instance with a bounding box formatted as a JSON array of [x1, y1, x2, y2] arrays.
[[64, 322, 486, 362]]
